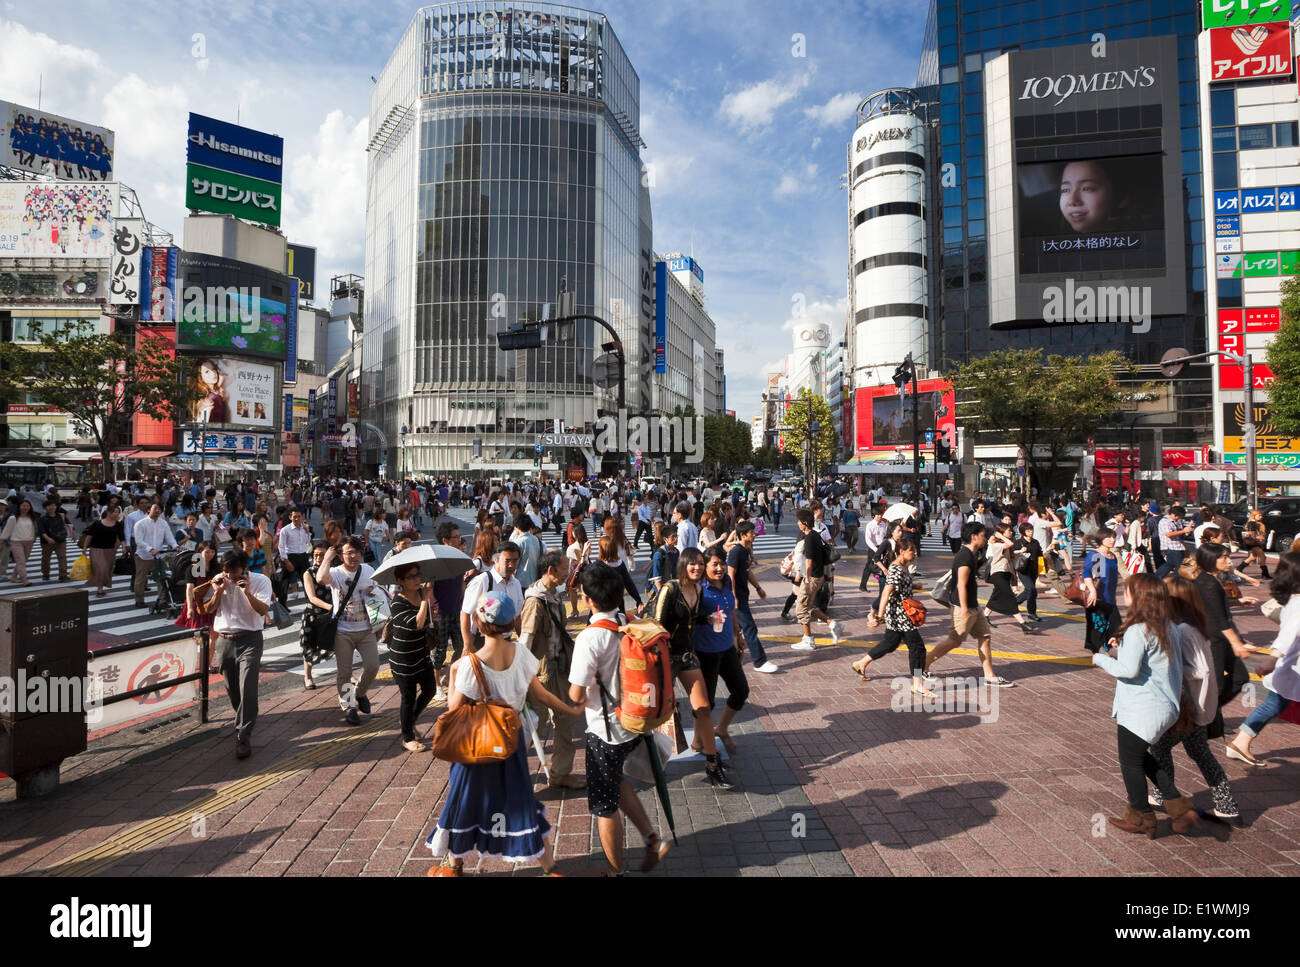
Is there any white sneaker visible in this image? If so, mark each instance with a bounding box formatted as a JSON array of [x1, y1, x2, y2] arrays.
[[433, 685, 447, 704], [790, 638, 816, 652], [829, 620, 844, 645], [754, 661, 779, 673]]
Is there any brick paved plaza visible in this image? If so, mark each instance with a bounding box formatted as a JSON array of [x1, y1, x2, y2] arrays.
[[2, 543, 1296, 879]]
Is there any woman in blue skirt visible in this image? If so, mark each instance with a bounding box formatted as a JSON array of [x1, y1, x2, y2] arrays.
[[427, 592, 584, 876]]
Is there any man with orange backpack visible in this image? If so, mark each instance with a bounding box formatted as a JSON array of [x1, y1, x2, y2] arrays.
[[568, 563, 672, 875]]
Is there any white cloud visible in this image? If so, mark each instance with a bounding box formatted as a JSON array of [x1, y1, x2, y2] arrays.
[[780, 295, 847, 335], [717, 72, 812, 131], [0, 19, 103, 109], [804, 92, 861, 128], [283, 109, 368, 269], [774, 163, 819, 198]]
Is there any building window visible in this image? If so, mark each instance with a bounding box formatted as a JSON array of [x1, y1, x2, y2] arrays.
[[1211, 128, 1236, 152], [1237, 124, 1272, 150], [1277, 121, 1299, 148], [1209, 88, 1234, 127]]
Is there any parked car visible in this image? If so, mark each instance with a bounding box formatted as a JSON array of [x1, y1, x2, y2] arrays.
[[1217, 497, 1300, 551]]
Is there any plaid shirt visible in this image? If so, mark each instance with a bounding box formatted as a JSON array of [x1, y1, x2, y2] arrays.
[[1157, 516, 1187, 552]]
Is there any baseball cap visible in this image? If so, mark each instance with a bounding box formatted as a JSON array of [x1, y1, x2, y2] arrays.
[[476, 593, 517, 627]]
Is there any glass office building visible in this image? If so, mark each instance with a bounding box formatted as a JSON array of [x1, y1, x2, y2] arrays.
[[364, 2, 649, 474], [916, 0, 1212, 459]]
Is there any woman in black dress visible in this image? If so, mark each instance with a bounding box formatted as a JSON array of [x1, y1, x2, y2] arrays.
[[986, 519, 1032, 634], [1192, 542, 1252, 740], [80, 506, 124, 597]]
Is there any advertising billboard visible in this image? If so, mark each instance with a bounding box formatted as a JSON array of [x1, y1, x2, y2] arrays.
[[185, 113, 284, 227], [133, 326, 176, 448], [140, 245, 180, 321], [285, 244, 316, 300], [1, 101, 114, 180], [1223, 401, 1299, 452], [1208, 21, 1294, 82], [1201, 0, 1291, 29], [174, 251, 292, 360], [854, 380, 955, 452], [0, 182, 118, 259], [985, 36, 1186, 326], [190, 357, 276, 428]]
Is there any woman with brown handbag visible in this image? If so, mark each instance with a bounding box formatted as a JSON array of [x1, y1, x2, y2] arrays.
[[851, 536, 933, 696], [426, 592, 583, 876]]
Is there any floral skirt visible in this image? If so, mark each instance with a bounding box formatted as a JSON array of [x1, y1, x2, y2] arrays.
[[425, 728, 551, 863]]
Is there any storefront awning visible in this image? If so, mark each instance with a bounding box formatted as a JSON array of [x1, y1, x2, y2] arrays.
[[138, 450, 175, 460], [88, 450, 140, 460]]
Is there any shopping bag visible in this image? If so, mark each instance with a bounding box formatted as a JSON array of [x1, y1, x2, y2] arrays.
[[70, 554, 91, 582]]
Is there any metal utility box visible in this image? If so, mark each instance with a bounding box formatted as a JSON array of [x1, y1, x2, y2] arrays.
[[0, 589, 90, 786]]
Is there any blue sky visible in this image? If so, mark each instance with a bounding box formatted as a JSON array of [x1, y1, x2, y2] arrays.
[[0, 0, 924, 420]]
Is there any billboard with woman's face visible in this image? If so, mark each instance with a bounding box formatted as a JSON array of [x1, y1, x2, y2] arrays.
[[190, 357, 275, 428]]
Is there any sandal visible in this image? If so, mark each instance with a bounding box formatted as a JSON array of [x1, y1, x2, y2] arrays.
[[851, 661, 868, 680], [640, 834, 672, 872], [402, 739, 428, 752], [716, 731, 737, 755]]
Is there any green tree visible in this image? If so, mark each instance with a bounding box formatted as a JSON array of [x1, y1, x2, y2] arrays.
[[784, 388, 838, 479], [701, 413, 753, 473], [945, 348, 1141, 493], [0, 321, 200, 479], [1265, 277, 1300, 434]]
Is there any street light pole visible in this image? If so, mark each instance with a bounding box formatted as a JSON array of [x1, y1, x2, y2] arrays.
[[1161, 347, 1258, 508]]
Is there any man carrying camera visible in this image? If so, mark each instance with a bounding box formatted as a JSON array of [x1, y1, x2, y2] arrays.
[[202, 549, 273, 759]]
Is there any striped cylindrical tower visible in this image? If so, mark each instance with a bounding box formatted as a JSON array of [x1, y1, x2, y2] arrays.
[[848, 89, 929, 387]]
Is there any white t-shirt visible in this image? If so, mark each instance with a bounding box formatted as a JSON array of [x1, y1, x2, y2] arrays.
[[454, 644, 539, 712], [568, 612, 638, 745], [460, 568, 524, 634], [364, 519, 390, 545], [325, 564, 378, 632]]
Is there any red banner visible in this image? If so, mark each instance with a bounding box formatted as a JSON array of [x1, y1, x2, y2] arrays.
[[133, 326, 175, 447], [1209, 22, 1293, 82], [1220, 363, 1275, 390]]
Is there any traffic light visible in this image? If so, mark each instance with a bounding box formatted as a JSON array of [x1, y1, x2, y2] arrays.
[[919, 456, 926, 469], [498, 325, 543, 350]]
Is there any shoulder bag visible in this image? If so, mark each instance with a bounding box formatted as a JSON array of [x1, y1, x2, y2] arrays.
[[305, 568, 361, 660], [431, 653, 521, 764]]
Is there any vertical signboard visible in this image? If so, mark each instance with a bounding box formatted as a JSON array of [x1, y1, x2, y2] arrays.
[[109, 217, 145, 306], [654, 261, 667, 373], [285, 278, 299, 383], [285, 244, 316, 300]]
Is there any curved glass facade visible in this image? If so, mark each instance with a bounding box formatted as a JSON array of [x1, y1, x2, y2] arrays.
[[363, 1, 646, 474]]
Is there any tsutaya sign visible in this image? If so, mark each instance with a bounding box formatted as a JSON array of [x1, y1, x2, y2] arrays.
[[537, 432, 594, 447]]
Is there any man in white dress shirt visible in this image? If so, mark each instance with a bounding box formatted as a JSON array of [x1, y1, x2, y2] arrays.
[[133, 502, 177, 608], [203, 549, 273, 758], [275, 508, 313, 606]]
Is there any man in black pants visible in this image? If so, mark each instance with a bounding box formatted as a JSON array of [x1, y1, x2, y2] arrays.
[[275, 507, 313, 606]]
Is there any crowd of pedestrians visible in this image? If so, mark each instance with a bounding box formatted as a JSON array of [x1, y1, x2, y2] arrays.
[[38, 468, 1296, 873]]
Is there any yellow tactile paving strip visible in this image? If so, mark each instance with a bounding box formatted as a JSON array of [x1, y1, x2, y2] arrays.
[[37, 679, 402, 877]]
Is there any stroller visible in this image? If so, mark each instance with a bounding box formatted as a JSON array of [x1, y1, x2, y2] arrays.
[[149, 548, 189, 619]]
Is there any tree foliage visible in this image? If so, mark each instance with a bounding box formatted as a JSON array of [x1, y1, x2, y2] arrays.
[[701, 412, 753, 471], [1265, 277, 1300, 435], [784, 388, 838, 477], [945, 348, 1141, 492], [0, 322, 200, 479]]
